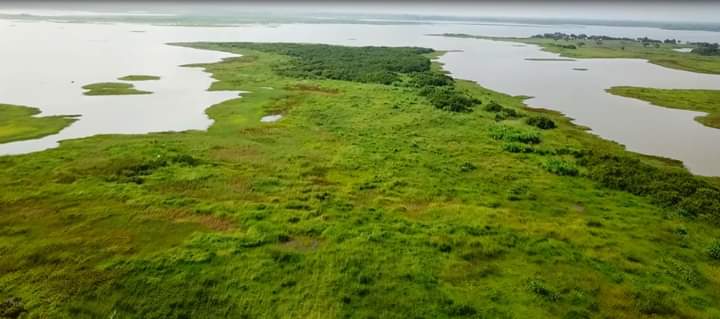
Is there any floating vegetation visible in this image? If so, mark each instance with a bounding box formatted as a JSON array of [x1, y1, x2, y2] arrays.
[[82, 82, 152, 96]]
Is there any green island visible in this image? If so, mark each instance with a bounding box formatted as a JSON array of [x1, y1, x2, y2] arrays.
[[118, 75, 161, 81], [434, 33, 720, 74], [607, 86, 720, 129], [1, 42, 720, 318], [82, 82, 152, 96], [0, 104, 77, 144]]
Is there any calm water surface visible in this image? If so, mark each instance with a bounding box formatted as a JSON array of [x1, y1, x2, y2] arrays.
[[1, 20, 720, 175]]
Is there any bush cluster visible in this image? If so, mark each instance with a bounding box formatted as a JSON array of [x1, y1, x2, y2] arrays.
[[419, 86, 479, 112], [409, 71, 454, 87], [579, 153, 720, 219], [484, 101, 521, 120], [543, 159, 579, 176], [489, 125, 541, 144], [222, 43, 432, 84], [502, 142, 534, 153], [691, 42, 720, 56], [526, 116, 557, 129], [709, 241, 720, 260], [222, 42, 478, 112]]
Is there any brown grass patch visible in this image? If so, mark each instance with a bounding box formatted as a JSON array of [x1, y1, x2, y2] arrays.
[[287, 83, 340, 95], [282, 235, 323, 252], [162, 208, 235, 232]]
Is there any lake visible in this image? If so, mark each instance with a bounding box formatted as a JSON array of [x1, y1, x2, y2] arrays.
[[1, 19, 720, 175]]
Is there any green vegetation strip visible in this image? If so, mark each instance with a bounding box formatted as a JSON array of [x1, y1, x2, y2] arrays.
[[607, 86, 720, 129], [117, 75, 161, 81], [0, 104, 77, 143], [82, 82, 152, 96], [434, 33, 720, 74], [1, 42, 719, 318]]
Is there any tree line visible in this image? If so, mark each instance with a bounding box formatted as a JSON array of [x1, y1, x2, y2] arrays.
[[218, 43, 479, 112]]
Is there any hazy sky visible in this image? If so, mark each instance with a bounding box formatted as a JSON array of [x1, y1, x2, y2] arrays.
[[1, 1, 719, 23]]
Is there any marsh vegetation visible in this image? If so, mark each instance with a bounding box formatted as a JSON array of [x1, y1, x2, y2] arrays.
[[117, 75, 161, 81], [82, 82, 152, 96], [2, 42, 719, 318], [0, 104, 77, 143]]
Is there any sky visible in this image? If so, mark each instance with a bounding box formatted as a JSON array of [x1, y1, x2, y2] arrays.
[[279, 2, 720, 23], [0, 1, 719, 23]]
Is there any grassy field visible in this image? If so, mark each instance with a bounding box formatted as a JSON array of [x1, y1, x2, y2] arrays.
[[607, 86, 720, 129], [0, 104, 77, 144], [1, 43, 720, 318], [434, 33, 720, 74], [82, 82, 152, 96], [117, 75, 161, 81]]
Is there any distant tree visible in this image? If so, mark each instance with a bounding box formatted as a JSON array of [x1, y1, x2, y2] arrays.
[[691, 42, 720, 56]]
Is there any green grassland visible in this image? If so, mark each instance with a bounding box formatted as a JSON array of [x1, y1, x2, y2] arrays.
[[435, 33, 720, 74], [607, 86, 720, 129], [0, 104, 77, 144], [1, 43, 720, 318], [82, 82, 152, 96], [117, 75, 161, 81]]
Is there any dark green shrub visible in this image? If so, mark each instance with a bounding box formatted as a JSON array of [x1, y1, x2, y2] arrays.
[[410, 71, 453, 87], [579, 152, 720, 219], [543, 159, 579, 176], [678, 188, 720, 217], [501, 108, 519, 118], [420, 86, 479, 112], [502, 142, 534, 153], [586, 220, 603, 227], [489, 125, 541, 144], [484, 101, 504, 112], [484, 101, 522, 120], [460, 162, 477, 172], [634, 288, 676, 315], [709, 241, 720, 260], [270, 250, 301, 264], [446, 304, 477, 316], [527, 280, 560, 302], [527, 116, 557, 129], [495, 108, 521, 121]]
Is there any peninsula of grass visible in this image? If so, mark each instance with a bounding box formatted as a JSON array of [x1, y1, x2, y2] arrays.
[[82, 82, 151, 96], [607, 86, 720, 129], [118, 75, 160, 81], [0, 103, 77, 143], [1, 42, 720, 318], [433, 33, 720, 74]]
